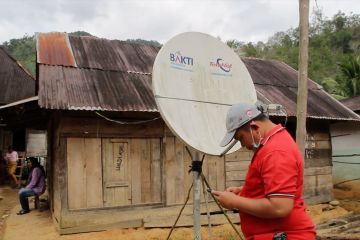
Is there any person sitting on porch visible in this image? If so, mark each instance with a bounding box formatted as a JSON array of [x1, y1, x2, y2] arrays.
[[17, 157, 46, 215]]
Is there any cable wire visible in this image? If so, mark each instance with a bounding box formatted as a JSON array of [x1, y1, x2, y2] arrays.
[[201, 173, 245, 240], [95, 111, 161, 125], [332, 160, 360, 164], [334, 178, 360, 187]]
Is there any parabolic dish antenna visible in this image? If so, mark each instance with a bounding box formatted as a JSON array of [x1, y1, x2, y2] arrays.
[[152, 32, 257, 155]]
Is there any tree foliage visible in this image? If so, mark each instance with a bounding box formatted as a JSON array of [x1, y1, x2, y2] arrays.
[[1, 31, 93, 76], [338, 55, 360, 96], [125, 38, 161, 47], [2, 34, 36, 76], [226, 10, 360, 99]]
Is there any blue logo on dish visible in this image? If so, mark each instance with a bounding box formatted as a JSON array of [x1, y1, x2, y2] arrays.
[[170, 51, 193, 66], [170, 51, 194, 72]]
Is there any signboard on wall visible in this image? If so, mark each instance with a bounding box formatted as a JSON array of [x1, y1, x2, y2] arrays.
[[26, 129, 47, 157]]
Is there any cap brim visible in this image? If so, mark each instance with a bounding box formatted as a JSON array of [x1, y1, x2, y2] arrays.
[[220, 130, 236, 147]]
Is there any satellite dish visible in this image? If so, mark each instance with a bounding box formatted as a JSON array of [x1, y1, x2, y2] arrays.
[[152, 32, 257, 155]]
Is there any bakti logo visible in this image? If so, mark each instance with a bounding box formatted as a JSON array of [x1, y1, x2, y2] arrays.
[[210, 58, 232, 72], [170, 51, 194, 66]]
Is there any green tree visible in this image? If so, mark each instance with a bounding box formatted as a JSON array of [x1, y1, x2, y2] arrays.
[[226, 39, 244, 56], [228, 10, 360, 98], [2, 34, 36, 76], [126, 38, 161, 47], [338, 55, 360, 96]]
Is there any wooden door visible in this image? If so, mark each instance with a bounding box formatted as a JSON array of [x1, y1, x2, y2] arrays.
[[67, 138, 103, 210], [103, 139, 132, 207]]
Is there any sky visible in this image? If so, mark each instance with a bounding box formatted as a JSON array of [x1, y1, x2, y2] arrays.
[[0, 0, 359, 44]]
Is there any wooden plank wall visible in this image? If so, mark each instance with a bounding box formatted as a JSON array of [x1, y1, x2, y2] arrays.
[[66, 136, 162, 210], [163, 136, 226, 205], [304, 130, 333, 204], [225, 149, 252, 189], [67, 138, 103, 209], [51, 113, 61, 224], [102, 138, 162, 207]]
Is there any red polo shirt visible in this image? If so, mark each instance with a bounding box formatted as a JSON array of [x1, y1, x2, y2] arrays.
[[239, 124, 316, 240]]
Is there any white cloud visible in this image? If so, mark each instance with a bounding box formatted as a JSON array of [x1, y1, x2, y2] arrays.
[[0, 0, 359, 44]]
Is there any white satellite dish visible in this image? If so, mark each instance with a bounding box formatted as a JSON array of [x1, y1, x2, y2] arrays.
[[152, 32, 257, 155]]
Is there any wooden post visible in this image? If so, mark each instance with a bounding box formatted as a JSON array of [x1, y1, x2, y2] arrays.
[[296, 0, 309, 157]]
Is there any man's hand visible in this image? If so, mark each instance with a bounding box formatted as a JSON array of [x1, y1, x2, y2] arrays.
[[211, 190, 239, 209], [226, 186, 243, 195], [212, 190, 294, 218]]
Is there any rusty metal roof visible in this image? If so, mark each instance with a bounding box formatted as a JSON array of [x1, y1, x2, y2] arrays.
[[340, 95, 360, 113], [36, 32, 360, 121], [37, 32, 158, 112], [242, 58, 360, 120], [69, 36, 159, 72], [36, 32, 76, 67], [38, 65, 156, 111], [0, 47, 35, 105]]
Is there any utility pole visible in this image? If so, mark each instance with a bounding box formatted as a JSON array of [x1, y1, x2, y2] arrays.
[[296, 0, 309, 157]]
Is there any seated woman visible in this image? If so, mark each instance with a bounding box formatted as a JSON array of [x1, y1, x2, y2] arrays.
[[17, 157, 46, 215]]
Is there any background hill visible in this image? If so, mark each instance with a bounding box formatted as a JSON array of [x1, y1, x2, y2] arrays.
[[1, 10, 359, 99]]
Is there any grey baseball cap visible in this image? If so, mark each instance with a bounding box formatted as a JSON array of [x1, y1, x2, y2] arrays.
[[220, 102, 262, 147]]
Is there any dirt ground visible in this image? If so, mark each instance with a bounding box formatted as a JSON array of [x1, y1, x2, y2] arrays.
[[0, 187, 18, 240], [1, 182, 359, 240]]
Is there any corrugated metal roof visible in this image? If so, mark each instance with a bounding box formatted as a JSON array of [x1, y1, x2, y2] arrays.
[[69, 36, 159, 73], [242, 58, 360, 120], [36, 32, 76, 67], [340, 95, 360, 112], [0, 46, 35, 105], [0, 96, 38, 109], [38, 65, 157, 112], [36, 32, 360, 121]]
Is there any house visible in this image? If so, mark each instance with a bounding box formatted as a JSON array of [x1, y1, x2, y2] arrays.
[[330, 95, 360, 194], [0, 46, 35, 156], [0, 32, 359, 234], [340, 95, 360, 114]]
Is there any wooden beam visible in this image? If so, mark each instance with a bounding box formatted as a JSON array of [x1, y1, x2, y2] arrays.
[[296, 0, 310, 156]]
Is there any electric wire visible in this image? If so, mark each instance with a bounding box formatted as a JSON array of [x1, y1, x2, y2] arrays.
[[334, 178, 360, 187], [332, 160, 360, 164], [95, 111, 161, 125], [200, 173, 245, 240]]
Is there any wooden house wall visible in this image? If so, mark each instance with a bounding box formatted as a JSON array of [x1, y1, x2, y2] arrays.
[[330, 122, 360, 184], [304, 127, 333, 204], [50, 114, 334, 232], [52, 115, 226, 211], [163, 136, 225, 205], [50, 113, 63, 226], [0, 129, 12, 153]]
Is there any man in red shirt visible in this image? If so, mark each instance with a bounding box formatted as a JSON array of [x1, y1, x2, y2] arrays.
[[213, 103, 316, 240]]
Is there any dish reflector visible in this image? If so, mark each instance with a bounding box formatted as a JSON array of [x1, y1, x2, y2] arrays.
[[152, 32, 257, 155]]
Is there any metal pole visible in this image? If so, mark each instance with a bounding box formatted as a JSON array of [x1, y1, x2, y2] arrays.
[[296, 0, 309, 157], [193, 151, 201, 240]]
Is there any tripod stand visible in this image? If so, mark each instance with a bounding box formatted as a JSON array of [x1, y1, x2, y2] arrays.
[[165, 147, 244, 240]]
